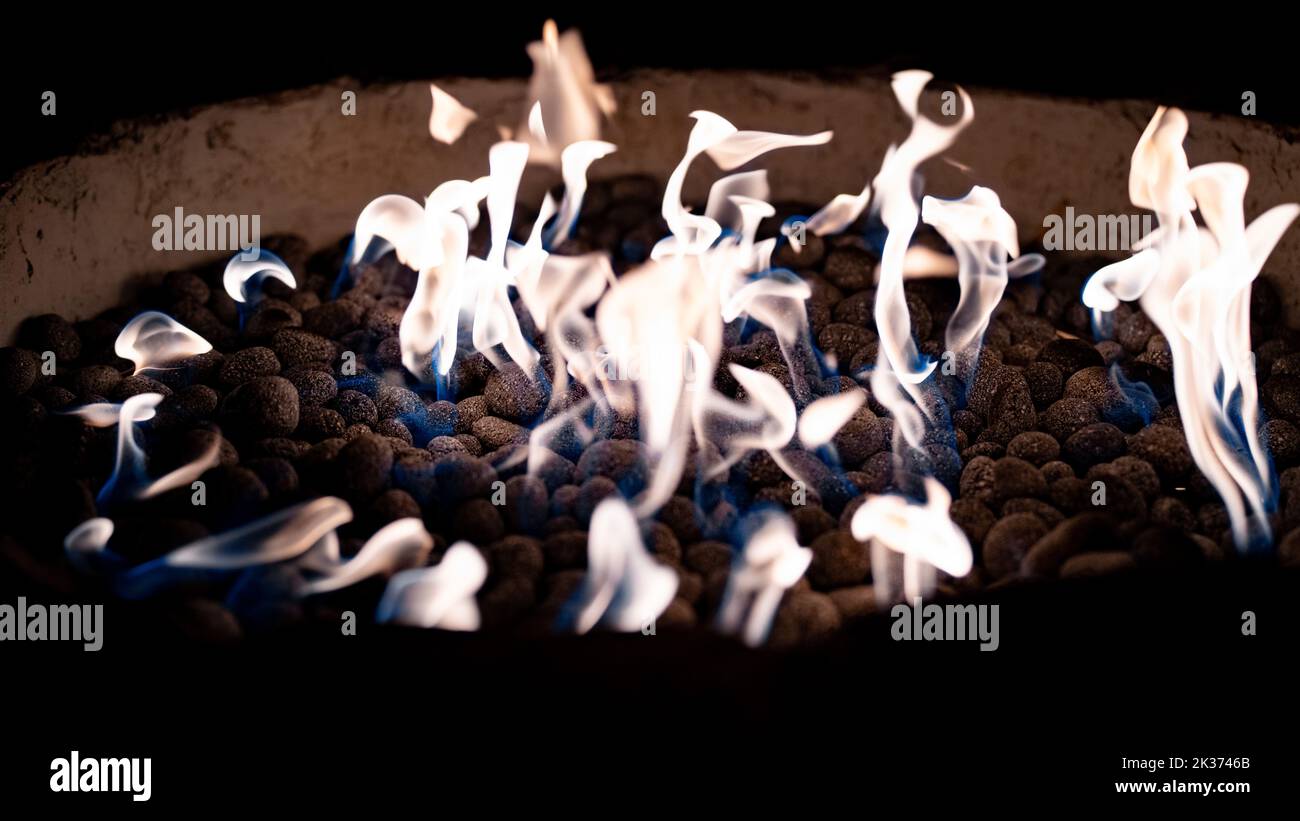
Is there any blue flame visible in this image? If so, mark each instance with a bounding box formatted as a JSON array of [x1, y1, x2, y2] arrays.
[[1106, 362, 1160, 429]]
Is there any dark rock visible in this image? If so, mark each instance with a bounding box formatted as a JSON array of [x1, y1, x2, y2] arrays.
[[984, 513, 1049, 579], [222, 376, 300, 437], [808, 530, 870, 589]]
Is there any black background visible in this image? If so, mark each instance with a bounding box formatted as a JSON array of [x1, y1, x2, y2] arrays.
[[2, 3, 1296, 809], [4, 8, 1298, 179], [1, 562, 1292, 809]]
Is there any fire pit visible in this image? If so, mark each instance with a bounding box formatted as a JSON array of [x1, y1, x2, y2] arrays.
[[3, 23, 1299, 650]]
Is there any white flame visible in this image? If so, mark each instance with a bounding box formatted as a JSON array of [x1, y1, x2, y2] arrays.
[[115, 311, 212, 374], [223, 249, 296, 303], [519, 21, 616, 166], [569, 497, 677, 634], [63, 517, 115, 573], [715, 511, 812, 647], [923, 186, 1022, 377], [62, 393, 220, 502], [1083, 107, 1298, 548], [807, 183, 872, 236], [871, 71, 974, 449], [851, 477, 972, 602], [158, 497, 352, 570], [466, 141, 540, 375], [798, 389, 866, 449], [546, 139, 617, 245], [429, 83, 478, 144], [114, 497, 354, 599], [376, 542, 487, 630], [299, 517, 434, 596]]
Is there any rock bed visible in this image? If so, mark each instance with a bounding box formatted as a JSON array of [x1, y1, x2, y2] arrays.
[[3, 174, 1299, 647]]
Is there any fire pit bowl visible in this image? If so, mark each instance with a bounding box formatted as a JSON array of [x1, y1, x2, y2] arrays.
[[3, 62, 1300, 650], [6, 71, 1299, 336]]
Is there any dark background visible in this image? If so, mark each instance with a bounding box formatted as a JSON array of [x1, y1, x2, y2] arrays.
[[4, 8, 1297, 180]]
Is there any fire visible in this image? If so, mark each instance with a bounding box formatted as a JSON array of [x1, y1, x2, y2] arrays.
[[377, 543, 488, 630], [64, 22, 1292, 647], [111, 498, 353, 599], [222, 248, 296, 304], [428, 83, 478, 145], [114, 311, 212, 374], [716, 510, 812, 646], [1083, 107, 1298, 549], [562, 497, 678, 634], [519, 20, 616, 166], [851, 477, 973, 603], [299, 518, 434, 597], [62, 393, 220, 505]]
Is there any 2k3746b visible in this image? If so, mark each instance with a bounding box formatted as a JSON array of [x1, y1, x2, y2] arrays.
[[1192, 758, 1250, 769]]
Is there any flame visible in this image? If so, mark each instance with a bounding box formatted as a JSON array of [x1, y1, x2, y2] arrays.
[[564, 497, 678, 634], [298, 517, 434, 596], [870, 71, 973, 449], [545, 139, 617, 246], [376, 543, 487, 630], [807, 182, 872, 237], [1083, 107, 1298, 549], [62, 393, 220, 504], [114, 311, 212, 374], [798, 389, 866, 449], [114, 498, 354, 599], [428, 83, 477, 144], [63, 517, 115, 574], [223, 248, 296, 303], [715, 510, 812, 646], [465, 141, 540, 375], [922, 186, 1022, 380], [851, 477, 971, 603], [519, 21, 615, 166]]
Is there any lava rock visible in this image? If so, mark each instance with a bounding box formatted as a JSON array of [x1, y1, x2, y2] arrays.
[[821, 245, 875, 291], [433, 453, 498, 504], [0, 348, 39, 397], [472, 416, 529, 451], [337, 434, 394, 500], [767, 591, 842, 648], [487, 535, 545, 582], [485, 364, 549, 423], [991, 457, 1047, 505], [283, 366, 337, 407], [1036, 337, 1104, 375], [1023, 361, 1064, 410], [271, 327, 338, 370], [19, 314, 81, 362], [223, 376, 300, 437], [808, 530, 870, 589], [949, 497, 997, 549], [1060, 551, 1136, 578], [1006, 431, 1060, 466], [983, 513, 1050, 579], [503, 475, 548, 535], [453, 499, 505, 544], [958, 456, 997, 505], [335, 390, 378, 428], [1041, 397, 1100, 442], [1063, 422, 1126, 469], [1127, 424, 1194, 480]]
